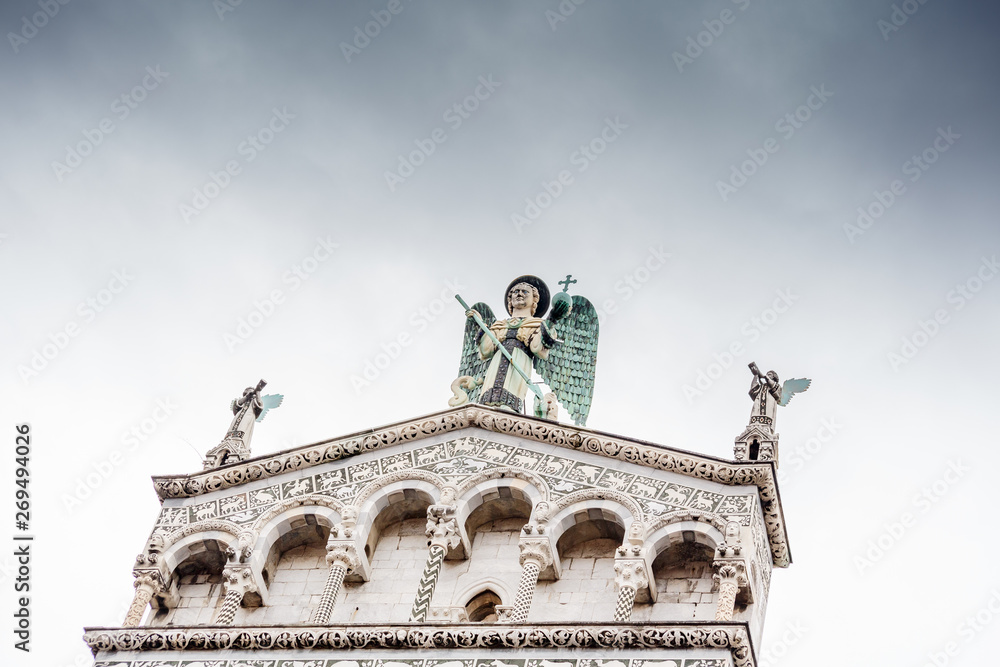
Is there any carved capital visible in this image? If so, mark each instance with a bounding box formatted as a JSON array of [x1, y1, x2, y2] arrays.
[[425, 503, 461, 550], [613, 557, 649, 591], [132, 570, 165, 595], [222, 565, 257, 596], [713, 559, 749, 589], [518, 537, 554, 569], [326, 541, 361, 571]]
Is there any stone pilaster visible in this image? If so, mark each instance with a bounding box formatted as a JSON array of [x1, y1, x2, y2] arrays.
[[508, 537, 554, 623], [123, 571, 164, 627], [216, 565, 257, 626], [409, 503, 460, 622], [613, 549, 649, 622]]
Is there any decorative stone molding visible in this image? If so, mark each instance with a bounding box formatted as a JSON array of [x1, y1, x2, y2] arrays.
[[149, 405, 790, 567], [554, 487, 644, 523], [250, 494, 346, 534], [355, 470, 449, 508], [518, 537, 555, 571], [82, 623, 756, 667], [495, 605, 514, 622], [454, 467, 552, 501]]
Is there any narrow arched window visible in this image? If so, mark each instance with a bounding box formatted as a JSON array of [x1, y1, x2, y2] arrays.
[[465, 590, 502, 622]]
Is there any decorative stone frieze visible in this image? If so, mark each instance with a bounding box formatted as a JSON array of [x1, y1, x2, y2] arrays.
[[82, 623, 756, 667]]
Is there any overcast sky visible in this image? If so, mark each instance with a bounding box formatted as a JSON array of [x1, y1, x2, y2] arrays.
[[2, 1, 999, 666]]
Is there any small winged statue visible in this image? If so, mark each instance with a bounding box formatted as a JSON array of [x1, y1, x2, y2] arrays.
[[203, 379, 283, 469], [451, 275, 599, 426], [747, 362, 810, 431]]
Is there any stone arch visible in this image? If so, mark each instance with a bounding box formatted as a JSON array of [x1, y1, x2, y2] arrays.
[[354, 469, 448, 507], [159, 521, 243, 577], [250, 496, 345, 579], [455, 472, 547, 538], [644, 510, 729, 556], [355, 475, 444, 561], [546, 493, 638, 559], [454, 576, 513, 622]]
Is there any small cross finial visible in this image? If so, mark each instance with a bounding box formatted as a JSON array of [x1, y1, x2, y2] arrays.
[[558, 274, 577, 293]]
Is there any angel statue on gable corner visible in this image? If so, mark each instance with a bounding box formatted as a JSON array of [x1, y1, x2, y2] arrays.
[[449, 274, 599, 427]]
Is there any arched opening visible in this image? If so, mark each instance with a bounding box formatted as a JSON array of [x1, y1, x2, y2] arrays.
[[556, 517, 625, 558], [151, 538, 228, 626], [649, 538, 717, 621], [465, 589, 502, 622], [749, 439, 760, 460]]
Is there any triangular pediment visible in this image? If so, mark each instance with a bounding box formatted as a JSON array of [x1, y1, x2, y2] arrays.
[[151, 405, 790, 567]]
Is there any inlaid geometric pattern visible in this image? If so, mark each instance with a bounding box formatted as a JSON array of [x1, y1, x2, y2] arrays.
[[153, 436, 757, 534], [409, 543, 447, 622], [94, 659, 728, 667]]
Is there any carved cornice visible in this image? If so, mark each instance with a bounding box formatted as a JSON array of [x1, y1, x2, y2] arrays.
[[82, 622, 755, 667], [150, 405, 790, 567]]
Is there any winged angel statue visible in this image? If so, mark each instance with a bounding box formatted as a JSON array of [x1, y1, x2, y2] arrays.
[[203, 379, 284, 469], [747, 362, 810, 430], [450, 275, 599, 426]]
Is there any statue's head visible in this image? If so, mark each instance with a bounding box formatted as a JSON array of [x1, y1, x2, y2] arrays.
[[507, 282, 539, 315], [766, 370, 779, 385], [504, 275, 550, 317]]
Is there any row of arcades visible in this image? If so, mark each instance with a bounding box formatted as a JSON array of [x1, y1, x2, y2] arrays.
[[125, 474, 758, 627]]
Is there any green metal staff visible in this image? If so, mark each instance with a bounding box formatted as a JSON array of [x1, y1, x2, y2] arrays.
[[455, 294, 545, 403]]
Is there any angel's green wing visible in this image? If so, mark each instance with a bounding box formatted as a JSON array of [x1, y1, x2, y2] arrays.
[[256, 393, 284, 422], [457, 302, 495, 403], [778, 378, 811, 406], [534, 295, 599, 426]]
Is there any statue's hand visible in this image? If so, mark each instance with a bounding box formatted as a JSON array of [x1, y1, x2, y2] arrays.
[[465, 309, 477, 319]]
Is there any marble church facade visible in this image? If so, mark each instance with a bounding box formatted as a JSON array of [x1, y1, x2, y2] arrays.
[[83, 404, 790, 667]]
